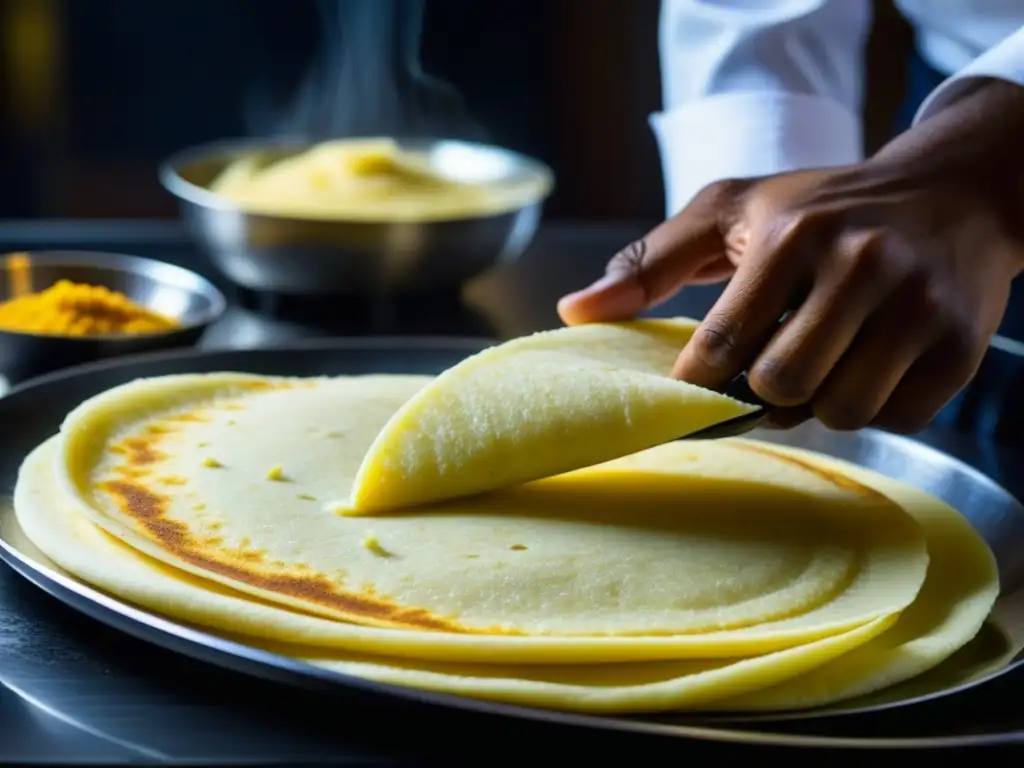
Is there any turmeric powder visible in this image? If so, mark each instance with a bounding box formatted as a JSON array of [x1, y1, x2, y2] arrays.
[[7, 253, 31, 298], [0, 280, 179, 337]]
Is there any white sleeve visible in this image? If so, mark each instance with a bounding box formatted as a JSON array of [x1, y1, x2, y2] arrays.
[[914, 26, 1024, 124], [653, 0, 872, 216]]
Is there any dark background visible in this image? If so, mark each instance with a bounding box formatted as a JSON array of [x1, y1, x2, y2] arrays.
[[0, 0, 911, 223]]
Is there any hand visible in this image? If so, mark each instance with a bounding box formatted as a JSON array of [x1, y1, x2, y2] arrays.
[[559, 81, 1024, 432]]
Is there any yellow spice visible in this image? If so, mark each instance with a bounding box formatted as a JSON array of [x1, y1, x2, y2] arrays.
[[6, 253, 32, 298], [0, 279, 178, 337]]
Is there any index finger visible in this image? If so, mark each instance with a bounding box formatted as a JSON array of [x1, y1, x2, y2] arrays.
[[672, 228, 808, 390], [558, 179, 748, 326]]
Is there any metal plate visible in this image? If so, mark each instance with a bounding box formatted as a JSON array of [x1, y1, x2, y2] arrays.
[[1, 339, 1024, 751]]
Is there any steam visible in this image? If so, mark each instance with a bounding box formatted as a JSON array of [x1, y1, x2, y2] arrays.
[[245, 0, 487, 141]]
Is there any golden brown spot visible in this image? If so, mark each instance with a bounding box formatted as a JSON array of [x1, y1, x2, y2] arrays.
[[204, 536, 224, 547], [202, 457, 222, 469], [159, 475, 187, 486], [223, 403, 245, 411], [98, 477, 479, 633], [101, 481, 170, 523], [509, 544, 527, 551], [193, 503, 207, 511], [115, 466, 148, 479], [109, 445, 127, 455], [146, 424, 176, 435], [168, 412, 209, 423], [118, 436, 166, 466], [237, 550, 265, 563]]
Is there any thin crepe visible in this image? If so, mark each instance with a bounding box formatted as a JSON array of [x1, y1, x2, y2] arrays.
[[349, 318, 759, 511], [15, 437, 999, 713], [710, 440, 1000, 710], [53, 372, 926, 646], [15, 438, 895, 714]]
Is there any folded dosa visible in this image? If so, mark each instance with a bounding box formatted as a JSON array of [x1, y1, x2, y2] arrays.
[[350, 318, 759, 511]]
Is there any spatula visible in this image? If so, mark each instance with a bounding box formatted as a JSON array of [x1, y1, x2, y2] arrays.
[[678, 373, 772, 440], [678, 306, 802, 440]]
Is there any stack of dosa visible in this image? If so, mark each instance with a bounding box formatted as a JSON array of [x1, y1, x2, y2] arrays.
[[12, 318, 1001, 714]]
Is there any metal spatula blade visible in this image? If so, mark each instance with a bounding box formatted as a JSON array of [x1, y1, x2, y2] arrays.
[[678, 373, 772, 440]]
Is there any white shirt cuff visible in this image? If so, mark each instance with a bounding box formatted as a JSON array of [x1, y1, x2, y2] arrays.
[[915, 27, 1024, 124], [650, 91, 863, 217]]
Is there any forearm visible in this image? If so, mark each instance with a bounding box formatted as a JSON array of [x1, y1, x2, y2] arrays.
[[875, 82, 1024, 241], [872, 26, 1024, 239], [877, 77, 1024, 171]]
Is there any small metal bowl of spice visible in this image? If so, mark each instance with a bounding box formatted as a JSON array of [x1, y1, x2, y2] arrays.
[[0, 251, 227, 385]]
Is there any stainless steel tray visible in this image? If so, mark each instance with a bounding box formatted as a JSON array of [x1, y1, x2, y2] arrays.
[[1, 340, 1024, 751]]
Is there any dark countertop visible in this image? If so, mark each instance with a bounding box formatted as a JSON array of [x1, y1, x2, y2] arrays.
[[1, 219, 1024, 764]]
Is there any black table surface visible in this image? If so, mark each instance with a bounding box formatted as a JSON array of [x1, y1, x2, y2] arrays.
[[2, 219, 1024, 764]]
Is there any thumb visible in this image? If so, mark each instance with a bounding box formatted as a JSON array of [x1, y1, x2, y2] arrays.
[[557, 182, 739, 326]]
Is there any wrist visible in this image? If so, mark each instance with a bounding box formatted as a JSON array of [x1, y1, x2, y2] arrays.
[[871, 78, 1024, 242]]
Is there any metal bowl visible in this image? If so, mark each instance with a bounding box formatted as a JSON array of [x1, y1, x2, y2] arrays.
[[0, 251, 227, 385], [158, 137, 554, 295]]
